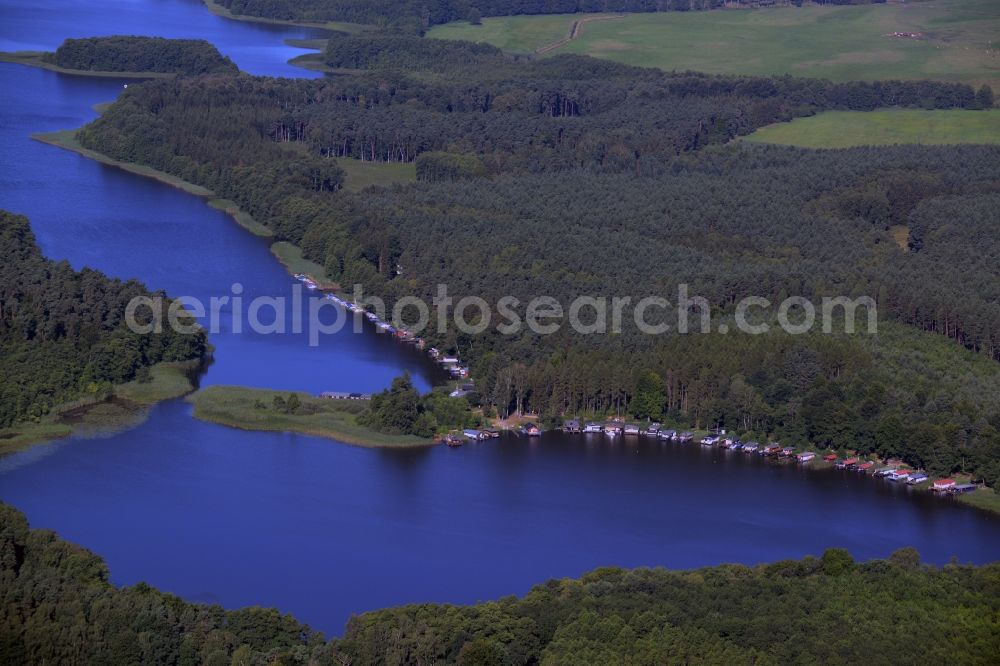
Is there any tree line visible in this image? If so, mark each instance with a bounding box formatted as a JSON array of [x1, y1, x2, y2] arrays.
[[215, 0, 891, 31], [47, 36, 238, 75], [0, 211, 208, 428], [3, 501, 998, 664], [359, 373, 481, 436]]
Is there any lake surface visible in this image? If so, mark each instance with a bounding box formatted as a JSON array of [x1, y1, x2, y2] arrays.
[[1, 0, 998, 637]]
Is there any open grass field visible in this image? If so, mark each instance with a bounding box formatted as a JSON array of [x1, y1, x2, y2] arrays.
[[428, 0, 1000, 88], [189, 385, 434, 448], [338, 158, 417, 192], [744, 109, 1000, 147]]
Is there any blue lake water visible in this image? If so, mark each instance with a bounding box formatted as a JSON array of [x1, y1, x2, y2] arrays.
[[0, 0, 998, 637]]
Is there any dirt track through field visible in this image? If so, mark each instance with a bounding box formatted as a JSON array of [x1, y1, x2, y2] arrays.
[[535, 14, 626, 54]]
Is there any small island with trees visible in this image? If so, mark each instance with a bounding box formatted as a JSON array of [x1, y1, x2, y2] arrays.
[[0, 36, 237, 78]]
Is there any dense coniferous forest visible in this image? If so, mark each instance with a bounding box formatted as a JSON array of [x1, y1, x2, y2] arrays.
[[214, 0, 884, 30], [2, 502, 998, 665], [47, 36, 238, 74], [73, 35, 1000, 482], [0, 211, 208, 428]]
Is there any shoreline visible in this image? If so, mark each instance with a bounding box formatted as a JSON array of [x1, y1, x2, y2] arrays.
[[201, 0, 369, 35], [0, 51, 175, 78], [0, 360, 204, 456], [30, 95, 999, 517], [32, 128, 345, 285], [188, 385, 435, 448]]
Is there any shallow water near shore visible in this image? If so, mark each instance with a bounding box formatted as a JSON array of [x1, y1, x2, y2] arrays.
[[0, 0, 998, 638]]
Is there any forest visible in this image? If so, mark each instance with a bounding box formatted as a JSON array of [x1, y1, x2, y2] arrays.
[[72, 34, 1000, 482], [2, 501, 998, 665], [214, 0, 884, 30], [360, 373, 481, 436], [0, 211, 208, 428], [46, 36, 238, 75]]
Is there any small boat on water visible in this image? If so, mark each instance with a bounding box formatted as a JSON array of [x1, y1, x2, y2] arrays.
[[624, 424, 641, 436], [797, 451, 815, 462], [700, 435, 719, 447], [762, 444, 782, 456], [742, 442, 759, 453], [583, 422, 602, 434], [482, 430, 500, 439], [604, 423, 622, 436], [463, 429, 484, 441], [444, 434, 464, 447], [873, 466, 896, 478], [658, 429, 676, 440], [677, 432, 694, 443], [906, 472, 929, 485], [645, 423, 661, 437]]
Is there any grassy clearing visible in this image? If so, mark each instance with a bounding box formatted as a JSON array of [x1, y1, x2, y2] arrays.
[[0, 51, 176, 78], [430, 14, 582, 53], [0, 361, 200, 455], [428, 0, 1000, 88], [889, 225, 910, 251], [339, 158, 417, 192], [744, 109, 1000, 148], [201, 0, 369, 34], [189, 385, 434, 448]]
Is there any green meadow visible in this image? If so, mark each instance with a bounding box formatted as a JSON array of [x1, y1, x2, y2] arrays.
[[744, 109, 1000, 148], [338, 158, 416, 192], [428, 0, 1000, 89], [189, 385, 434, 448]]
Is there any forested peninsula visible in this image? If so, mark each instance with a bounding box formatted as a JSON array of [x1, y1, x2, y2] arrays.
[[0, 210, 209, 451], [67, 33, 1000, 487], [2, 502, 997, 664], [0, 36, 237, 77]]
